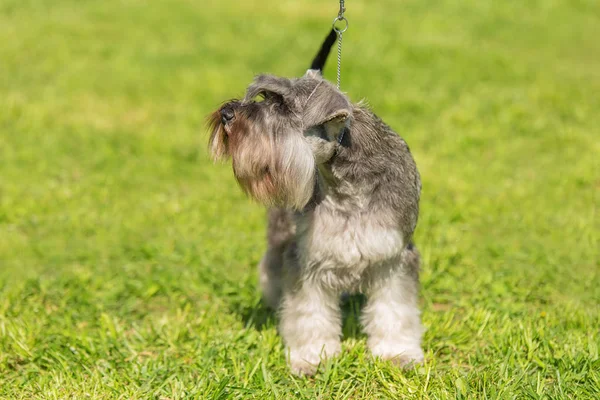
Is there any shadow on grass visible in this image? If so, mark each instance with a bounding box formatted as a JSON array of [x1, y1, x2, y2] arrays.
[[238, 298, 277, 331], [341, 293, 368, 339], [236, 293, 368, 339]]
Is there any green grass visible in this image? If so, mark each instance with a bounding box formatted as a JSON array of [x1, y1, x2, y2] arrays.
[[1, 0, 599, 398]]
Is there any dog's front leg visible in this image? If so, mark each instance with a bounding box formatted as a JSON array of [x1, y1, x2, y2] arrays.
[[361, 258, 425, 367], [279, 278, 341, 376]]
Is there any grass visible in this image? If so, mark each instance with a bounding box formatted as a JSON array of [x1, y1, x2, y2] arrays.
[[0, 0, 599, 398]]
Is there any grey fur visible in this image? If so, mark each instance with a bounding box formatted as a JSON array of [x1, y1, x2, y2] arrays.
[[210, 70, 425, 375]]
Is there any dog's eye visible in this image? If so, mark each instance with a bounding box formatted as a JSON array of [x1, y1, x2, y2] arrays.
[[256, 91, 283, 104], [253, 92, 267, 102]]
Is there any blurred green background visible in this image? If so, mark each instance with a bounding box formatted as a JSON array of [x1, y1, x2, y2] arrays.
[[0, 0, 598, 398]]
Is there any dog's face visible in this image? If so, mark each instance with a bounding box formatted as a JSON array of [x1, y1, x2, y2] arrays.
[[208, 70, 352, 209]]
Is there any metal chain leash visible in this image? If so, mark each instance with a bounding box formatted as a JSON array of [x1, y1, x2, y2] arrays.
[[335, 31, 343, 89], [332, 0, 348, 89]]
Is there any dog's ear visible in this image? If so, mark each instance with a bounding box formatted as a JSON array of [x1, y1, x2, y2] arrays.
[[245, 74, 293, 104], [302, 83, 352, 140]]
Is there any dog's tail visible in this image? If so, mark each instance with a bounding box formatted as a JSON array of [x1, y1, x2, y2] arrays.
[[310, 29, 337, 72]]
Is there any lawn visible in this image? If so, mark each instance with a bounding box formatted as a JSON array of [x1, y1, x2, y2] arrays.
[[0, 0, 599, 398]]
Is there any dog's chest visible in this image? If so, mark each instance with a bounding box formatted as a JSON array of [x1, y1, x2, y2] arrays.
[[296, 199, 405, 273]]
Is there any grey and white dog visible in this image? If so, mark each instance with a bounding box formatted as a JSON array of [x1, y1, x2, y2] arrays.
[[208, 70, 424, 376]]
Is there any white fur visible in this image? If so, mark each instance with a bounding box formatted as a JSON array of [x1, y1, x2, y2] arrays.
[[296, 194, 405, 291], [277, 133, 315, 209]]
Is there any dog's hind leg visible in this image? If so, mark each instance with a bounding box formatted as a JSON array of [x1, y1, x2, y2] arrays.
[[258, 208, 296, 309], [258, 250, 283, 309]]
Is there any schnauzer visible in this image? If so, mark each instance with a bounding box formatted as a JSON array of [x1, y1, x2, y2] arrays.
[[208, 52, 424, 376]]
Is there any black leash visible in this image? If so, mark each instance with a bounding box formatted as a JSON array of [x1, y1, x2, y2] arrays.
[[310, 29, 338, 72]]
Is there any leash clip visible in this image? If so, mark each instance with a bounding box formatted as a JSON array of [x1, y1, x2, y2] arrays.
[[337, 0, 345, 18], [333, 0, 348, 33]]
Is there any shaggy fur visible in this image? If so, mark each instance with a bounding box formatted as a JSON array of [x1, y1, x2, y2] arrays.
[[208, 70, 424, 375]]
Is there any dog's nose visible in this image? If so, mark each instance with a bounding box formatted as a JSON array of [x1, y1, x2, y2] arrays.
[[220, 107, 235, 124]]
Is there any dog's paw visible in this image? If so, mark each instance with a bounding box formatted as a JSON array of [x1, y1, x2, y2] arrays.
[[289, 358, 318, 376], [287, 342, 341, 376], [369, 341, 424, 368]]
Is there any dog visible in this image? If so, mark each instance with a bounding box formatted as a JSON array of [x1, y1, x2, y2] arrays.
[[207, 35, 424, 376]]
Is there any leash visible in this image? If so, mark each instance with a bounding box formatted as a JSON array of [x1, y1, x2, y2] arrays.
[[310, 29, 337, 72], [332, 0, 348, 89]]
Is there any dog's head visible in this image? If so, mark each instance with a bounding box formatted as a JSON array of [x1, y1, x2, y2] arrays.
[[208, 70, 352, 209]]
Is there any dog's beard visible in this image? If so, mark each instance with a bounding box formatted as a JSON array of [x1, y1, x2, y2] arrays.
[[270, 132, 316, 209], [209, 113, 315, 210], [234, 132, 315, 210]]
